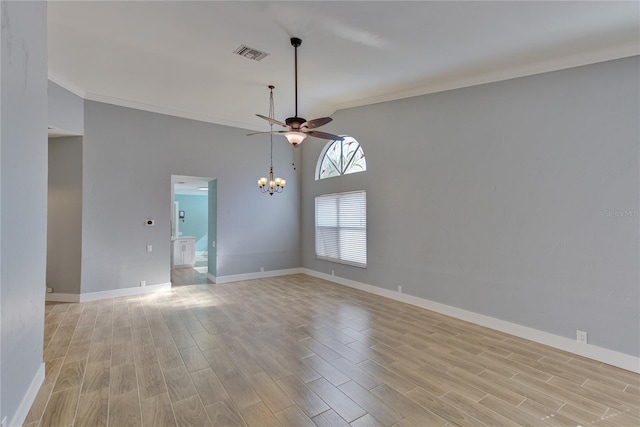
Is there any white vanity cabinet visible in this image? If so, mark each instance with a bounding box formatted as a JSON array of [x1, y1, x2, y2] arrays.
[[172, 237, 195, 268]]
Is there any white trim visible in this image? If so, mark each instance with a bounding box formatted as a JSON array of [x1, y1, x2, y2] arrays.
[[215, 268, 303, 284], [45, 292, 81, 303], [300, 269, 640, 374], [85, 92, 262, 131], [333, 44, 640, 112], [45, 283, 172, 303], [47, 73, 86, 99], [207, 273, 216, 283], [79, 282, 172, 302], [9, 362, 45, 427]]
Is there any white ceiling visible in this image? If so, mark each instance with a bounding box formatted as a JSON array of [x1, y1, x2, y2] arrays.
[[48, 1, 639, 133]]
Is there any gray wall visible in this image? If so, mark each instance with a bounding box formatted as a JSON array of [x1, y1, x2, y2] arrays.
[[48, 137, 83, 295], [81, 101, 300, 293], [1, 0, 47, 423], [48, 81, 84, 135], [301, 57, 640, 357]]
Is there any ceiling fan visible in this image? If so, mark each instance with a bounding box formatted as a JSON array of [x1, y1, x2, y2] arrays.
[[248, 37, 343, 146]]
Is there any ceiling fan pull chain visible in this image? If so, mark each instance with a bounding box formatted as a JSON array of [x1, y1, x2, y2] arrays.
[[292, 145, 296, 171]]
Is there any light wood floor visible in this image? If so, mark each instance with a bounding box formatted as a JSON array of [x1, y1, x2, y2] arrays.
[[25, 274, 639, 426]]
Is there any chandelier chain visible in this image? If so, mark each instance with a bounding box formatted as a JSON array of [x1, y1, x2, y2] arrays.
[[257, 85, 285, 195]]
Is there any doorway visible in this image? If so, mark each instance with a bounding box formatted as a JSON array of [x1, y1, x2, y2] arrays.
[[171, 175, 217, 286]]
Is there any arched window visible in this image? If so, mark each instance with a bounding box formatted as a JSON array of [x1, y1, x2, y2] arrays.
[[316, 136, 366, 180]]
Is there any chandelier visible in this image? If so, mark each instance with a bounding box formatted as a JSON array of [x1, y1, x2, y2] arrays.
[[257, 85, 285, 195]]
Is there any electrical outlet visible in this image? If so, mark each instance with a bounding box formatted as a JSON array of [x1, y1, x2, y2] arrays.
[[398, 285, 403, 293], [577, 330, 588, 344], [46, 287, 53, 293], [331, 270, 335, 276], [146, 244, 153, 252], [260, 267, 264, 272], [140, 280, 146, 287]]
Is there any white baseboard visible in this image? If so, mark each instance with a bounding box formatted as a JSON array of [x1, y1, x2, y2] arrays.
[[80, 282, 172, 302], [9, 362, 45, 427], [45, 283, 172, 303], [215, 268, 303, 284], [300, 268, 640, 374], [207, 273, 216, 283], [45, 292, 80, 303]]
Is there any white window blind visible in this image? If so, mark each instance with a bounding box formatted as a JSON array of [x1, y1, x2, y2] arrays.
[[315, 191, 367, 268]]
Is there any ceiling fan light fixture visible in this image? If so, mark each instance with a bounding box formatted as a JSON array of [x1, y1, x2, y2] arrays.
[[249, 37, 343, 144], [284, 131, 307, 146]]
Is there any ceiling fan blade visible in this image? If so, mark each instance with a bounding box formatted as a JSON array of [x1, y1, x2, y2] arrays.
[[247, 131, 281, 136], [301, 117, 333, 130], [256, 114, 288, 128], [304, 130, 344, 141]]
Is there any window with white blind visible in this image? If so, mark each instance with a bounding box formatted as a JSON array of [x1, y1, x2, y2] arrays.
[[315, 191, 367, 268]]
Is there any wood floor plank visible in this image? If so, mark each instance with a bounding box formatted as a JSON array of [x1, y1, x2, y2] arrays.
[[351, 413, 386, 427], [163, 364, 199, 403], [240, 401, 280, 427], [478, 394, 544, 427], [357, 360, 417, 394], [111, 342, 135, 367], [478, 369, 564, 411], [136, 361, 167, 400], [65, 340, 91, 363], [190, 368, 229, 407], [156, 341, 185, 370], [440, 392, 516, 427], [307, 377, 367, 423], [81, 361, 110, 395], [110, 362, 137, 396], [173, 394, 212, 427], [218, 369, 261, 410], [274, 405, 316, 427], [23, 383, 54, 425], [180, 346, 211, 373], [517, 398, 585, 427], [338, 380, 403, 426], [43, 357, 65, 386], [311, 409, 351, 427], [405, 387, 485, 427], [202, 347, 237, 377], [276, 375, 330, 418], [302, 354, 351, 386], [40, 386, 80, 427], [246, 371, 293, 413], [370, 384, 446, 426], [25, 275, 640, 427], [277, 355, 322, 384], [75, 387, 108, 427], [108, 389, 142, 427], [204, 400, 247, 427]]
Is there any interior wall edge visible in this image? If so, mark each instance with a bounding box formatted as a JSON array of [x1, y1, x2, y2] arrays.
[[8, 363, 44, 427]]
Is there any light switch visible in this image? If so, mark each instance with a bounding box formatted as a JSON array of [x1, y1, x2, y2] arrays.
[[212, 240, 216, 248], [146, 244, 153, 252]]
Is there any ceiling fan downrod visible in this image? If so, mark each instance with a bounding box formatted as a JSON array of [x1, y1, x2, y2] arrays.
[[291, 37, 302, 118]]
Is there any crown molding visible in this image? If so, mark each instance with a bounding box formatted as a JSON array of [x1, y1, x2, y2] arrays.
[[332, 43, 640, 112]]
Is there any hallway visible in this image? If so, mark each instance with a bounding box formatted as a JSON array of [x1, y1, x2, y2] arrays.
[[171, 253, 210, 287]]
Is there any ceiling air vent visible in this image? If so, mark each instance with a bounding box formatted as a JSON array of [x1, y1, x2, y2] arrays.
[[233, 45, 269, 62]]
